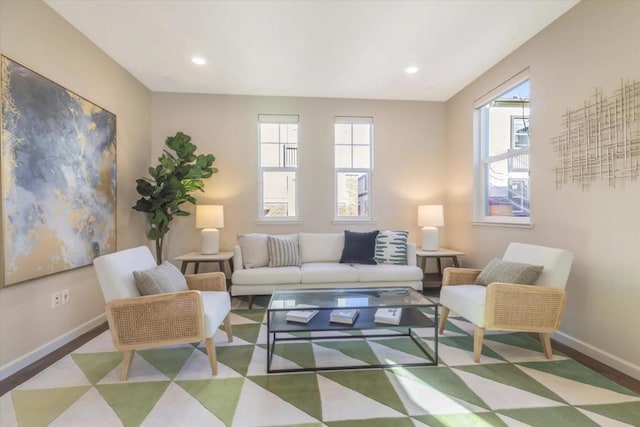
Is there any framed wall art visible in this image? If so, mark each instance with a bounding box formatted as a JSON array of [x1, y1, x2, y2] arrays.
[[0, 55, 116, 286]]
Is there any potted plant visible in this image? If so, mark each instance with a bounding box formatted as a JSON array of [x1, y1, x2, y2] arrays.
[[132, 131, 217, 264]]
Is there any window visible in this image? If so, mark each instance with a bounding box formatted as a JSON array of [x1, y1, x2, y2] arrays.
[[334, 116, 373, 220], [258, 114, 298, 220], [474, 72, 530, 224]]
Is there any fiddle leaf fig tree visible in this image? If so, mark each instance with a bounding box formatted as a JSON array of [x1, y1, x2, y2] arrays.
[[132, 132, 217, 264]]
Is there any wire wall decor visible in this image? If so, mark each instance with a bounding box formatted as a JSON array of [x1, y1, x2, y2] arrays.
[[551, 79, 639, 189]]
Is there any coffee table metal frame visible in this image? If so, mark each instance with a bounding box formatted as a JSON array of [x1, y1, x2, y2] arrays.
[[266, 287, 438, 373]]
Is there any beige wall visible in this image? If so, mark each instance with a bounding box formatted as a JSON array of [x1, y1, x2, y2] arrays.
[[0, 0, 151, 372], [445, 0, 640, 377], [151, 94, 446, 264]]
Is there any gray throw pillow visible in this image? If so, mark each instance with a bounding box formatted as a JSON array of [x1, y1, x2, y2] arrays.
[[133, 261, 188, 295], [375, 230, 409, 265], [474, 258, 543, 286], [267, 235, 301, 267]]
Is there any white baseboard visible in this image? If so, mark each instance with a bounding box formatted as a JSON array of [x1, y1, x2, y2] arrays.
[[553, 330, 640, 381], [0, 313, 107, 381]]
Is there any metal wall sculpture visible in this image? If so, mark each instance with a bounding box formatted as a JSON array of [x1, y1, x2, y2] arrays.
[[551, 80, 639, 189], [0, 56, 116, 286]]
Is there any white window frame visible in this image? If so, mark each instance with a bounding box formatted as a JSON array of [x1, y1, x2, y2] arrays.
[[334, 116, 373, 222], [473, 70, 531, 226], [258, 114, 299, 222]]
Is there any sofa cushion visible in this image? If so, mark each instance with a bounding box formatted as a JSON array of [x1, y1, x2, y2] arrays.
[[237, 233, 269, 268], [340, 230, 379, 265], [133, 261, 188, 295], [352, 264, 424, 282], [231, 266, 301, 285], [375, 230, 409, 265], [267, 235, 301, 267], [299, 233, 344, 263], [301, 263, 359, 284], [474, 258, 543, 286]]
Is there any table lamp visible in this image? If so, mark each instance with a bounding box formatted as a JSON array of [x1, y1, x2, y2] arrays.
[[196, 205, 224, 254], [418, 205, 444, 251]]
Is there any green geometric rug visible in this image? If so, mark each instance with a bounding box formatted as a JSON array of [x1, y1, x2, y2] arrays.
[[2, 307, 639, 426]]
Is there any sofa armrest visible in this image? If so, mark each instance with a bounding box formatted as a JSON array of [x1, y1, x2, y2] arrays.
[[233, 245, 244, 271], [106, 291, 205, 350], [485, 283, 566, 332], [186, 272, 227, 292], [442, 267, 482, 286]]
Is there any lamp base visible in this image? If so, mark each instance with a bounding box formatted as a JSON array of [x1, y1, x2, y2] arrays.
[[421, 227, 439, 251], [201, 228, 220, 254]]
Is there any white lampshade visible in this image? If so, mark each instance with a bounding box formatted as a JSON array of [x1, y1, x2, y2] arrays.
[[196, 205, 224, 229], [418, 205, 444, 251], [418, 205, 444, 227], [196, 205, 224, 254]]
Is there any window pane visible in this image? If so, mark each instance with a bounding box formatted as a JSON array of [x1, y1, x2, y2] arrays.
[[287, 125, 298, 144], [261, 143, 280, 167], [482, 80, 530, 157], [263, 171, 296, 217], [352, 124, 370, 145], [335, 145, 352, 168], [352, 146, 370, 168], [260, 123, 280, 143], [484, 158, 529, 217], [336, 172, 368, 217], [335, 124, 351, 145]]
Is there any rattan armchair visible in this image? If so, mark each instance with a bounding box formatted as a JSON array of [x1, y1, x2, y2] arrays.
[[439, 243, 573, 363], [93, 246, 233, 381]]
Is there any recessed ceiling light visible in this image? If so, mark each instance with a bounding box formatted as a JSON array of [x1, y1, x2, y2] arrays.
[[192, 56, 207, 65], [405, 66, 419, 74]]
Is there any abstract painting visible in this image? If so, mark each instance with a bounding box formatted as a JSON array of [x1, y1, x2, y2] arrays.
[[0, 56, 116, 286]]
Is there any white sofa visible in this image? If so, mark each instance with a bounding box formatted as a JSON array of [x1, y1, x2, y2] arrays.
[[231, 232, 424, 305]]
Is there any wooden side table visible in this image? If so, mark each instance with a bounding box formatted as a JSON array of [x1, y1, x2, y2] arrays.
[[173, 251, 234, 275], [416, 248, 465, 275]]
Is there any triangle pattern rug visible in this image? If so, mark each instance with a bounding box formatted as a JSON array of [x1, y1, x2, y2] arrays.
[[2, 302, 639, 427]]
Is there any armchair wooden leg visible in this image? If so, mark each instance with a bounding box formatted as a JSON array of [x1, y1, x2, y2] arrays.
[[540, 333, 553, 359], [224, 314, 233, 342], [473, 326, 484, 363], [248, 295, 253, 309], [120, 350, 134, 381], [439, 307, 450, 334], [205, 337, 218, 375]]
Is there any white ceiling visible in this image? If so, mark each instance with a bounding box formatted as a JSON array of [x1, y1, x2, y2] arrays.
[[45, 0, 579, 102]]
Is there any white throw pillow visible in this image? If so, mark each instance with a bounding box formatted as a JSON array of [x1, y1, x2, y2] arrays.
[[237, 233, 269, 268], [375, 230, 409, 265]]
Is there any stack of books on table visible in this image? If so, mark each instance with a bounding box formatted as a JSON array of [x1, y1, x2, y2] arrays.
[[374, 307, 402, 325], [329, 309, 359, 324], [285, 304, 319, 323]]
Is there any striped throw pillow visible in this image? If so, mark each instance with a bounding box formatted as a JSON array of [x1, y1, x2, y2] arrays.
[[267, 235, 301, 267], [375, 230, 409, 265]]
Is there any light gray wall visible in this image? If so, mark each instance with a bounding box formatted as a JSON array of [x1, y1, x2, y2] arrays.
[[0, 0, 151, 371], [445, 0, 640, 378], [151, 93, 447, 264]]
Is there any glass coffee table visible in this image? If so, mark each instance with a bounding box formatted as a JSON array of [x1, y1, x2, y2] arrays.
[[266, 287, 438, 373]]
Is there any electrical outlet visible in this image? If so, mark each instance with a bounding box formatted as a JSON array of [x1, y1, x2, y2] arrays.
[[52, 291, 61, 309], [62, 289, 70, 304]]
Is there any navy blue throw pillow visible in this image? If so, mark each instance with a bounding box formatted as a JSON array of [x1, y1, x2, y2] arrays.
[[340, 230, 380, 265]]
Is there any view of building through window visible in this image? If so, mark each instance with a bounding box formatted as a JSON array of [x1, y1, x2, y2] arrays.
[[259, 116, 298, 219], [477, 79, 530, 221], [335, 118, 372, 219]]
